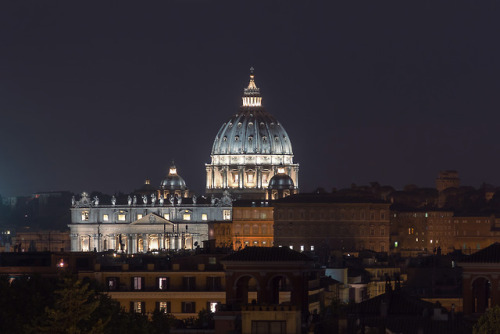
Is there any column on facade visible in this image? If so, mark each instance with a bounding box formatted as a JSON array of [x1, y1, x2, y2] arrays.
[[70, 233, 79, 251], [257, 166, 262, 189], [222, 166, 228, 188], [159, 233, 164, 250], [238, 166, 244, 189], [143, 234, 149, 252], [131, 234, 137, 254]]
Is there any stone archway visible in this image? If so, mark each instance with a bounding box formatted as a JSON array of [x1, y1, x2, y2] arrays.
[[472, 277, 491, 313], [232, 275, 260, 305], [267, 274, 292, 305]]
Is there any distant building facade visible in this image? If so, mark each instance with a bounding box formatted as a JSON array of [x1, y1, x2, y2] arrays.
[[68, 191, 232, 253], [273, 195, 391, 253]]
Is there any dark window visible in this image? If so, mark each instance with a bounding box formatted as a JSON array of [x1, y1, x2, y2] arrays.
[[251, 321, 286, 334], [182, 301, 196, 313], [183, 277, 196, 291], [206, 277, 222, 291], [158, 277, 169, 290]]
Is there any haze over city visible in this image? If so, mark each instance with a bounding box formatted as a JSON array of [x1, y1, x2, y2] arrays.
[[1, 1, 499, 196]]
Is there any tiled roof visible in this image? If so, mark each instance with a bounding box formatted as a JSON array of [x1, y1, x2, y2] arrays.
[[460, 242, 500, 263], [221, 247, 313, 262], [348, 291, 435, 316], [274, 193, 388, 204]]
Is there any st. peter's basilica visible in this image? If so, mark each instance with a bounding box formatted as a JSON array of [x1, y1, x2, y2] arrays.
[[68, 69, 299, 253]]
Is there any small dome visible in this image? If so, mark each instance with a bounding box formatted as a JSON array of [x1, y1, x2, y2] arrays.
[[268, 173, 295, 190], [160, 164, 187, 191]]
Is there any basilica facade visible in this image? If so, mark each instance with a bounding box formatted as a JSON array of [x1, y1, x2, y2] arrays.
[[68, 69, 299, 253]]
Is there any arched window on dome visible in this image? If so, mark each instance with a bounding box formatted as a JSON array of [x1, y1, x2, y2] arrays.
[[235, 135, 239, 141]]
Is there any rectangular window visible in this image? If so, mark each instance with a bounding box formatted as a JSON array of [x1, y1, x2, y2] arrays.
[[209, 302, 218, 313], [182, 301, 196, 313], [251, 321, 286, 334], [183, 214, 191, 221], [158, 301, 171, 313], [202, 214, 208, 221], [132, 301, 144, 314], [133, 277, 144, 290], [106, 277, 119, 291], [223, 210, 231, 221], [206, 276, 222, 291], [164, 213, 170, 220], [300, 245, 304, 252], [158, 277, 169, 290], [137, 214, 143, 220], [103, 214, 109, 222], [118, 214, 126, 221], [183, 277, 196, 291], [81, 211, 89, 221], [311, 245, 315, 251]]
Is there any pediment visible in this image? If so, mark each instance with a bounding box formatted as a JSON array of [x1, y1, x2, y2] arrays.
[[131, 213, 173, 225]]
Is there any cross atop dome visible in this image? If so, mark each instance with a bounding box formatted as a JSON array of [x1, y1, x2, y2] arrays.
[[243, 67, 262, 107]]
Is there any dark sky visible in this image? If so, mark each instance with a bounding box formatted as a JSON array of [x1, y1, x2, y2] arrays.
[[1, 1, 499, 197]]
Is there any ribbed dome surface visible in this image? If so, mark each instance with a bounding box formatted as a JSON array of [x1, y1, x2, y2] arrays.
[[211, 109, 293, 155], [268, 173, 295, 189], [160, 175, 186, 191]]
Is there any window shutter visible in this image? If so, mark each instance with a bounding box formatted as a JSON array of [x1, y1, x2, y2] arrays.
[[131, 277, 134, 290], [142, 277, 145, 290], [181, 302, 185, 313], [167, 301, 171, 313], [155, 302, 159, 312], [130, 302, 134, 313], [141, 302, 146, 314]]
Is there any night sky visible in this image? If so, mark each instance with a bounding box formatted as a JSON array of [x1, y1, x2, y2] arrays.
[[1, 1, 499, 197]]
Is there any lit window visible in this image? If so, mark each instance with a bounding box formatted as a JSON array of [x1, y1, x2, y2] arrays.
[[394, 241, 398, 248], [223, 210, 231, 221], [159, 301, 170, 313], [202, 214, 208, 221], [289, 245, 293, 250], [158, 277, 169, 290], [103, 214, 109, 222], [137, 214, 143, 220], [247, 173, 254, 183], [311, 245, 314, 251], [133, 277, 143, 290], [253, 241, 258, 245], [262, 241, 267, 245], [183, 214, 191, 221], [118, 214, 126, 221], [164, 213, 170, 220], [132, 301, 143, 313], [416, 238, 418, 242], [209, 302, 218, 313], [81, 211, 89, 221], [300, 245, 304, 252]]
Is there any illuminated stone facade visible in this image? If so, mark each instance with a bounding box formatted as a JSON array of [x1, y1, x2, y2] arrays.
[[68, 192, 232, 253], [206, 69, 299, 200]]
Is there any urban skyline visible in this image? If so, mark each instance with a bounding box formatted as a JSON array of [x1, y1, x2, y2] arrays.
[[1, 1, 499, 197]]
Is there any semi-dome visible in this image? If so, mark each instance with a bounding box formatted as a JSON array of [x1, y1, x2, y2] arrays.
[[160, 164, 187, 191], [268, 173, 295, 190]]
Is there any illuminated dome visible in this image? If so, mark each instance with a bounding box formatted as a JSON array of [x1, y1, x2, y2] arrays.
[[206, 68, 299, 200], [160, 163, 187, 191], [268, 169, 295, 190]]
